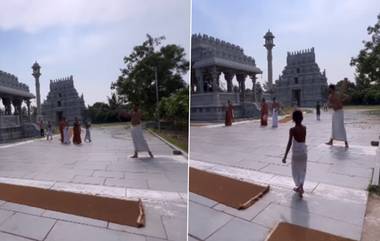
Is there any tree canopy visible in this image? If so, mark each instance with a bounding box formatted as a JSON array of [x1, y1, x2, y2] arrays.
[[112, 34, 189, 117], [334, 13, 380, 105], [351, 13, 380, 88]]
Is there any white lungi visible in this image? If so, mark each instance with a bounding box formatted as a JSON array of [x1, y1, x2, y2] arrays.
[[84, 129, 91, 142], [272, 110, 278, 128], [63, 127, 71, 144], [291, 138, 307, 187], [331, 109, 347, 141], [47, 128, 53, 138], [131, 125, 150, 152]]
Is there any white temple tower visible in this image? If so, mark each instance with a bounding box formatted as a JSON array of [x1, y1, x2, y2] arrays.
[[264, 30, 275, 92], [32, 61, 42, 120]]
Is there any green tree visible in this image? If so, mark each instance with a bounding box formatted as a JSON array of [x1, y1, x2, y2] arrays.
[[112, 34, 189, 118], [159, 88, 189, 125], [350, 14, 380, 88]]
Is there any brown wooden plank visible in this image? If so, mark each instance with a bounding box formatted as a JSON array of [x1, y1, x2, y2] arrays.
[[265, 222, 357, 241], [189, 167, 269, 209], [0, 183, 145, 227]]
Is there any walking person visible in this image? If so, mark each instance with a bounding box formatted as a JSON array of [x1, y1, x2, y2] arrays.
[[63, 120, 71, 144], [72, 117, 82, 145], [272, 97, 280, 128], [316, 101, 321, 121], [323, 102, 328, 112], [59, 117, 66, 143], [260, 98, 268, 127], [46, 121, 53, 141], [325, 84, 349, 148], [130, 104, 154, 158], [84, 121, 92, 143], [225, 100, 234, 127], [282, 110, 307, 198], [39, 118, 45, 137]]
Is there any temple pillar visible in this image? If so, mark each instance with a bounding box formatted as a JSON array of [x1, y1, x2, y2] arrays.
[[12, 98, 22, 115], [12, 98, 22, 123], [224, 72, 234, 92], [2, 97, 12, 115], [250, 74, 257, 102], [26, 99, 31, 121], [236, 73, 247, 102], [195, 69, 204, 93], [210, 67, 219, 92]]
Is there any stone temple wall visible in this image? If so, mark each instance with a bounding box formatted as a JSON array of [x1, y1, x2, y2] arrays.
[[0, 70, 30, 92], [41, 76, 86, 125], [191, 33, 256, 67]]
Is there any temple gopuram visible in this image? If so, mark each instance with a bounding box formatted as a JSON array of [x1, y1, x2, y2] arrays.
[[0, 70, 39, 142], [191, 34, 262, 121], [41, 75, 86, 125], [274, 48, 328, 107]]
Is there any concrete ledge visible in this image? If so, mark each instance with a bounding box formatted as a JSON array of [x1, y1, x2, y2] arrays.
[[372, 167, 380, 186], [374, 148, 380, 186]]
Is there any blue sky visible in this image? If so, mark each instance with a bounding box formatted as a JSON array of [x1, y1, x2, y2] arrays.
[[192, 0, 379, 88], [0, 0, 190, 105]]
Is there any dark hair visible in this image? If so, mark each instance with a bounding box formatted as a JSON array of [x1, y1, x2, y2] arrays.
[[292, 110, 303, 124], [272, 97, 276, 101], [328, 84, 336, 91]]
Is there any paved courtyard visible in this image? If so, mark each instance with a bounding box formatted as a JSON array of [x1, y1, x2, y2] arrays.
[[189, 109, 380, 241], [0, 125, 187, 241]]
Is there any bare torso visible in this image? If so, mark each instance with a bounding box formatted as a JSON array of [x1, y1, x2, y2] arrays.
[[272, 102, 280, 111], [131, 111, 142, 126], [291, 125, 306, 143], [328, 93, 343, 111]]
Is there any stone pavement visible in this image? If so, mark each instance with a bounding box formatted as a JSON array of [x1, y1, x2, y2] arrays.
[[0, 125, 187, 241], [189, 109, 380, 241]]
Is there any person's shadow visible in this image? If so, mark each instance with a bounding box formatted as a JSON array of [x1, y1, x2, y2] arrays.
[[288, 193, 310, 238]]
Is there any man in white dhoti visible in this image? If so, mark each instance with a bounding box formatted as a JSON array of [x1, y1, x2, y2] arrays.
[[84, 121, 92, 143], [63, 120, 71, 144], [272, 97, 280, 128], [282, 110, 307, 198], [325, 84, 349, 148], [130, 105, 154, 158]]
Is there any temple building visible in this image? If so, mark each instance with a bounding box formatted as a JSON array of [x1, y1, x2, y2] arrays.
[[41, 76, 86, 124], [274, 48, 328, 107], [0, 70, 38, 142], [191, 34, 262, 121]]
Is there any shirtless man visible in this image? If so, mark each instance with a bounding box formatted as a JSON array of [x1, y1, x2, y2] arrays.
[[325, 84, 348, 148], [130, 105, 154, 158]]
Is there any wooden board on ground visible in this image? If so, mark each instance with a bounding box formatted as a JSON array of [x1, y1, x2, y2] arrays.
[[189, 167, 270, 209], [265, 222, 357, 241], [279, 115, 292, 123], [0, 183, 144, 227]]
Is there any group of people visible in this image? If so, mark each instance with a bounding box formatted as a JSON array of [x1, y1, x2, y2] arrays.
[[260, 97, 280, 127], [224, 84, 349, 198], [38, 117, 92, 145], [37, 105, 154, 158], [38, 119, 53, 140], [58, 117, 92, 145], [224, 97, 281, 128]]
